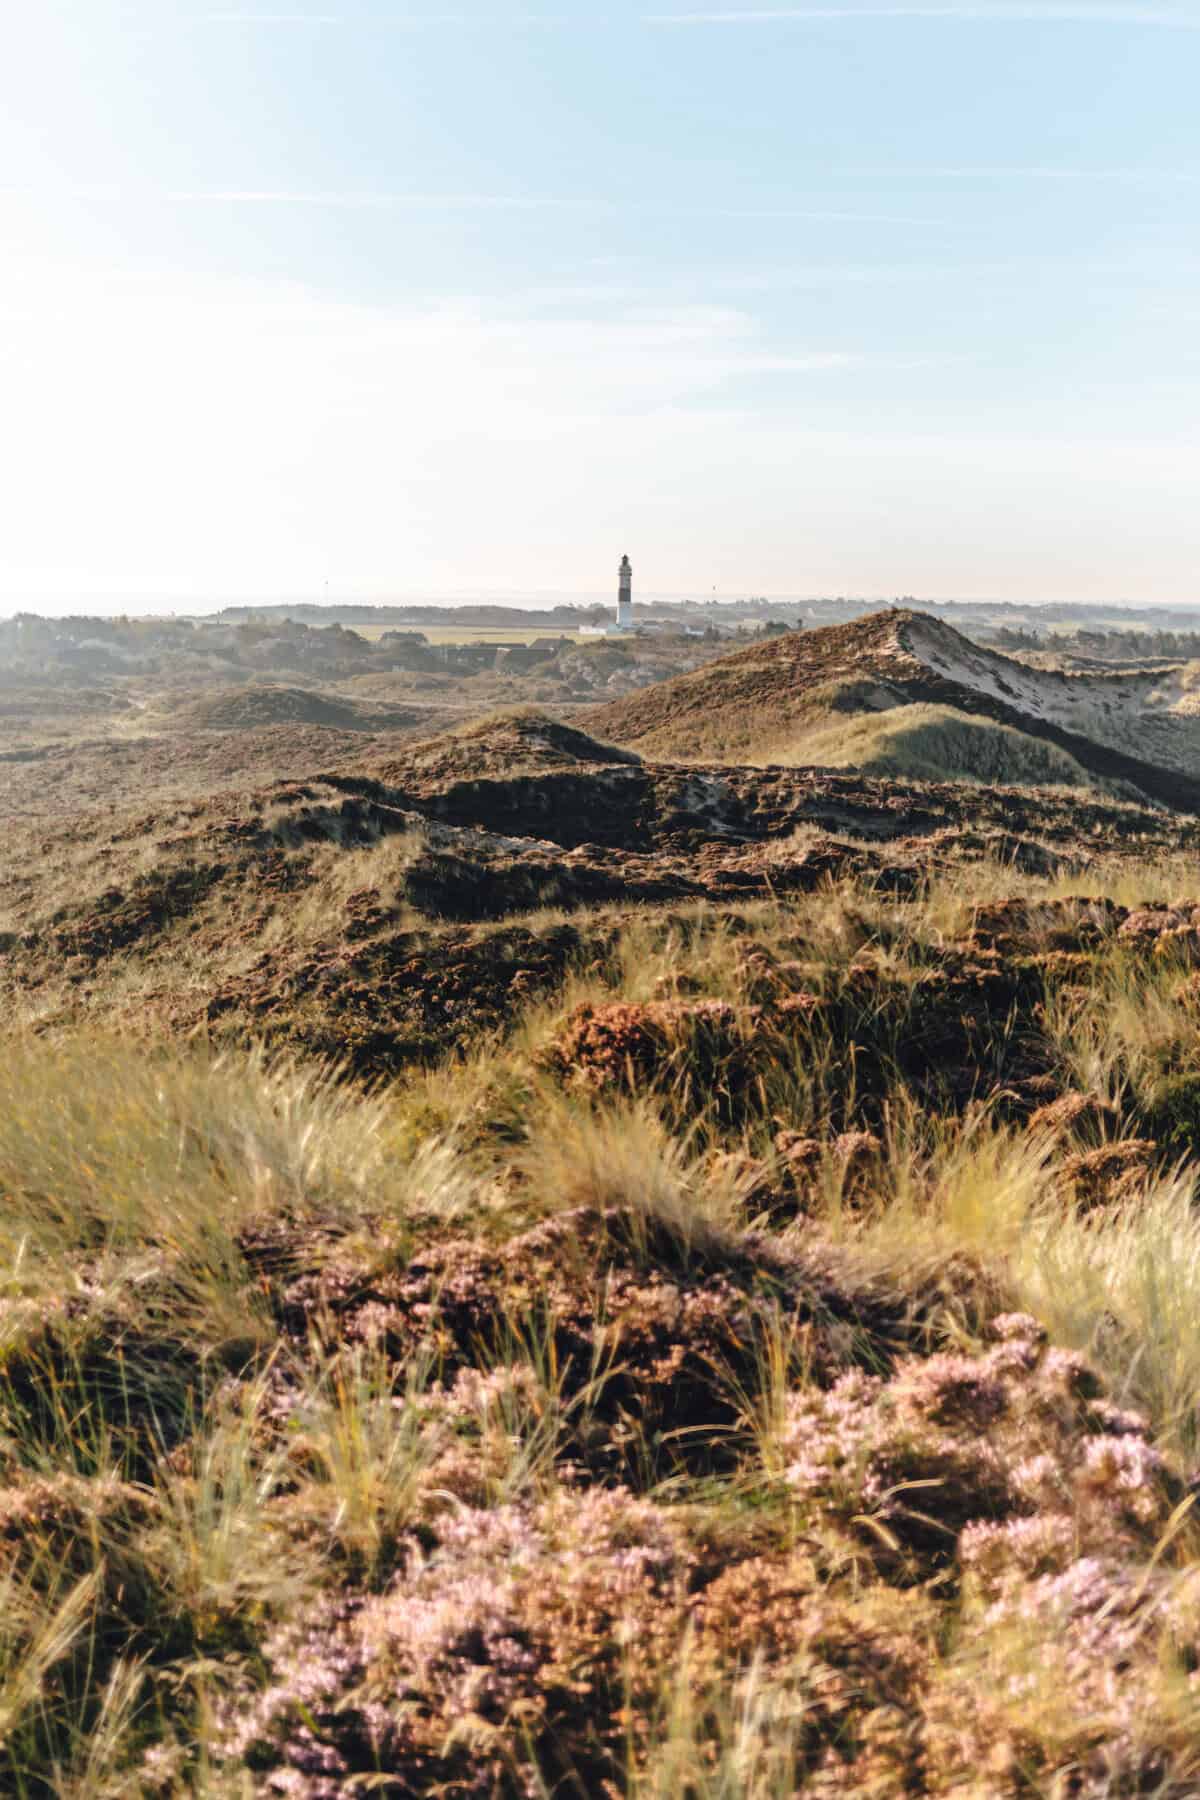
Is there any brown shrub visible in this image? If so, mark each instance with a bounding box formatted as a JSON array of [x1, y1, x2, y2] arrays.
[[1027, 1090, 1120, 1144], [538, 998, 756, 1096], [1054, 1140, 1158, 1209]]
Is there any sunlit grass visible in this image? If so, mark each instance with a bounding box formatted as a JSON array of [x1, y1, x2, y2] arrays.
[[4, 867, 1200, 1788]]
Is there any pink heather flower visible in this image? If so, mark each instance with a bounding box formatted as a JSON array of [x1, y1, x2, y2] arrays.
[[891, 1353, 1009, 1430], [779, 1368, 882, 1493], [984, 1337, 1043, 1377], [1010, 1454, 1065, 1509], [990, 1313, 1046, 1345], [1078, 1434, 1168, 1526], [1039, 1346, 1099, 1400], [1087, 1398, 1151, 1438], [960, 1514, 1077, 1592]]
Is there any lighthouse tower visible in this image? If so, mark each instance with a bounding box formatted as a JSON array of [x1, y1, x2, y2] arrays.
[[616, 554, 633, 630]]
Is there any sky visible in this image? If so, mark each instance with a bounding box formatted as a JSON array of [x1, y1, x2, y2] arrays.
[[2, 2, 1199, 609]]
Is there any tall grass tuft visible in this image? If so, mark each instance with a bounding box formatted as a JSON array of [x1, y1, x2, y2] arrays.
[[517, 1097, 758, 1260]]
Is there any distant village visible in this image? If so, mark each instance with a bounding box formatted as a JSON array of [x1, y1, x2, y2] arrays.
[[0, 556, 803, 698]]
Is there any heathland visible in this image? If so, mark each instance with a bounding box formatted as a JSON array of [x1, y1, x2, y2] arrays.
[[6, 610, 1200, 1793]]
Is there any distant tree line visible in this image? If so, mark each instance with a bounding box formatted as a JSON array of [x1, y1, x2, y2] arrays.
[[992, 625, 1200, 661]]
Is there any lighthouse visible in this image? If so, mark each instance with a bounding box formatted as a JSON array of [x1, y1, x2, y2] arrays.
[[616, 554, 633, 630], [578, 553, 637, 637]]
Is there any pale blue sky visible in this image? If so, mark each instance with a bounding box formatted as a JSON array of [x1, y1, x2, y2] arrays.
[[2, 2, 1198, 605]]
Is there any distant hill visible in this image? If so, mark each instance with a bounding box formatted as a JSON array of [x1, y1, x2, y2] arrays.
[[167, 685, 432, 734], [213, 602, 610, 628], [365, 708, 640, 791], [589, 608, 1200, 811]]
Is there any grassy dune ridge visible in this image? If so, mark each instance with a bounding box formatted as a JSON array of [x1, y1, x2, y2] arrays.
[[761, 699, 1146, 799], [5, 861, 1200, 1791], [588, 610, 1200, 811]]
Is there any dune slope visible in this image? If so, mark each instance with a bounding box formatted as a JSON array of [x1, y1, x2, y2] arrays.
[[589, 610, 1200, 809]]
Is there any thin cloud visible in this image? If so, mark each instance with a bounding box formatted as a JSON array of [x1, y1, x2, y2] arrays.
[[856, 166, 1200, 181], [687, 205, 947, 222], [647, 7, 1200, 25], [200, 12, 343, 22], [170, 192, 947, 220], [199, 9, 573, 19], [171, 190, 554, 208]]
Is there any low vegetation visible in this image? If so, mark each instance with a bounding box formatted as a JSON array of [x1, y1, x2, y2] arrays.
[[7, 854, 1200, 1793], [769, 700, 1143, 799], [589, 609, 1200, 811], [9, 622, 1200, 1790]]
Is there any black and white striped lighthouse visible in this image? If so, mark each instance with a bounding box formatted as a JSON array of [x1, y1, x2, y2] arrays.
[[616, 554, 633, 629]]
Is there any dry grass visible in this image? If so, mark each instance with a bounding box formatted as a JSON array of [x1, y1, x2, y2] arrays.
[[816, 1109, 1200, 1456], [6, 861, 1200, 1790], [760, 699, 1142, 799]]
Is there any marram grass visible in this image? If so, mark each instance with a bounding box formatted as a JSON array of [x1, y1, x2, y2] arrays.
[[2, 888, 1200, 1791]]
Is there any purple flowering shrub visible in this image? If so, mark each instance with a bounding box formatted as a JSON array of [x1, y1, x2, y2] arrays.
[[779, 1316, 1177, 1580], [215, 1489, 691, 1796], [18, 893, 1200, 1795], [770, 1311, 1200, 1793], [188, 1293, 1198, 1799], [273, 1203, 922, 1490]]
